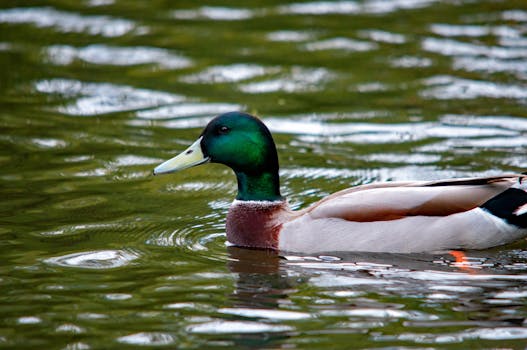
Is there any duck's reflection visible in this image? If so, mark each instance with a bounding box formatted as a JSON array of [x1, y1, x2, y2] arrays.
[[220, 247, 296, 348], [226, 246, 296, 309], [225, 246, 476, 307], [226, 246, 281, 275], [220, 246, 527, 349]]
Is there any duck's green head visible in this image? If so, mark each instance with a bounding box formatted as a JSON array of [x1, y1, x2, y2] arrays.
[[154, 112, 282, 201]]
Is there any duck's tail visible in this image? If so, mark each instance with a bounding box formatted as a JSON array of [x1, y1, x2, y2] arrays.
[[481, 176, 527, 228]]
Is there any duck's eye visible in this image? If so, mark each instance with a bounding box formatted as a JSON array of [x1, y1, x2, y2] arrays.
[[218, 126, 230, 135]]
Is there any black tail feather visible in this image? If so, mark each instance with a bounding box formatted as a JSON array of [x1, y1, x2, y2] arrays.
[[481, 188, 527, 228]]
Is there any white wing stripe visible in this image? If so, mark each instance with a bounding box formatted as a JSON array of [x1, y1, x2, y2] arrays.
[[514, 203, 527, 216]]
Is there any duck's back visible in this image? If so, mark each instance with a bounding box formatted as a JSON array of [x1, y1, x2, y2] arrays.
[[279, 175, 527, 253]]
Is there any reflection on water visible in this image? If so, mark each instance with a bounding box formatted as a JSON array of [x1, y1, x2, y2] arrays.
[[35, 78, 182, 115], [44, 249, 139, 269], [172, 7, 255, 21], [118, 332, 176, 346], [1, 0, 527, 348], [46, 44, 192, 69], [178, 247, 527, 346], [278, 0, 439, 15], [421, 75, 527, 100], [181, 64, 278, 84], [239, 66, 334, 93], [0, 7, 138, 37], [304, 37, 378, 52]]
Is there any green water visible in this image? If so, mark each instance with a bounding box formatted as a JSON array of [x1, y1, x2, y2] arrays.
[[2, 0, 527, 348]]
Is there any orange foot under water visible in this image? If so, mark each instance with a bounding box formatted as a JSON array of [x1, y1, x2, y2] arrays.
[[449, 250, 474, 272]]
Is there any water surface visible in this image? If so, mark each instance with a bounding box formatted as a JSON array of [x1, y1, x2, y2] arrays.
[[1, 0, 527, 348]]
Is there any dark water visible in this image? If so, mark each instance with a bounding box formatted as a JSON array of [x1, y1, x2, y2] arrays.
[[2, 0, 527, 348]]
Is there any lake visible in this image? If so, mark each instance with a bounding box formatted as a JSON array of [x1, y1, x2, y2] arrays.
[[1, 0, 527, 348]]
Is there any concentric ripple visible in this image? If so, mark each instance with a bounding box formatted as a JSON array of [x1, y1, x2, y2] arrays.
[[44, 250, 139, 269]]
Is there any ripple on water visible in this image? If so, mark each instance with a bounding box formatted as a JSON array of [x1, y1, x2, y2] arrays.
[[374, 269, 527, 282], [0, 7, 138, 37], [239, 66, 333, 93], [0, 42, 11, 51], [146, 227, 225, 253], [104, 293, 132, 301], [17, 316, 42, 325], [453, 56, 527, 78], [35, 79, 182, 116], [440, 114, 527, 131], [181, 64, 278, 84], [493, 290, 527, 299], [429, 285, 483, 293], [63, 342, 90, 350], [110, 155, 160, 167], [166, 181, 232, 193], [358, 29, 407, 44], [289, 256, 527, 295], [87, 0, 115, 6], [430, 23, 521, 38], [390, 55, 432, 68], [52, 196, 107, 210], [351, 82, 388, 93], [219, 308, 311, 321], [278, 0, 437, 15], [422, 37, 527, 59], [146, 229, 200, 249], [281, 165, 476, 184], [46, 45, 192, 69], [278, 1, 360, 15], [421, 75, 527, 100], [117, 332, 176, 346], [310, 275, 392, 287], [418, 136, 527, 153], [264, 117, 515, 144], [55, 324, 84, 334], [29, 138, 67, 149], [78, 313, 108, 320], [266, 30, 314, 42], [44, 250, 139, 269], [502, 10, 527, 22], [40, 223, 119, 237], [358, 153, 441, 165], [304, 37, 378, 52], [173, 6, 254, 20], [187, 320, 293, 334], [136, 102, 241, 120], [378, 327, 527, 344], [321, 308, 438, 321]]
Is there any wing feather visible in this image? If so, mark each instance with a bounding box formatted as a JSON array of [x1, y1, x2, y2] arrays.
[[308, 175, 524, 222]]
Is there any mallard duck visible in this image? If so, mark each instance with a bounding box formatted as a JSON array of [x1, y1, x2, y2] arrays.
[[154, 112, 527, 253]]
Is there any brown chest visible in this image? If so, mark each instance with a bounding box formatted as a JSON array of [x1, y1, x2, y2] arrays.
[[225, 201, 288, 250]]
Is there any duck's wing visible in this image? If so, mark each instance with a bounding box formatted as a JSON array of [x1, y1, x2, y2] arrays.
[[308, 175, 525, 222]]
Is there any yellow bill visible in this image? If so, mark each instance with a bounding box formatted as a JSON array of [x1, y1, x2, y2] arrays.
[[153, 137, 209, 175]]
